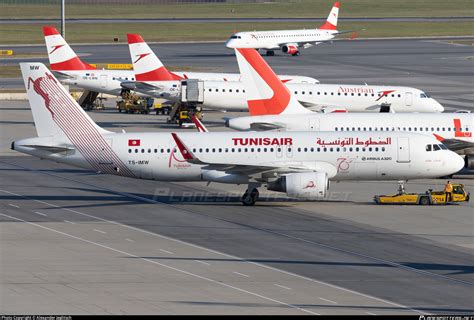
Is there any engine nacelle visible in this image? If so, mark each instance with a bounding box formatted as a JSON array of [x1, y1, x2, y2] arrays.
[[268, 172, 329, 199], [201, 170, 248, 184], [465, 155, 474, 170], [282, 44, 299, 55]]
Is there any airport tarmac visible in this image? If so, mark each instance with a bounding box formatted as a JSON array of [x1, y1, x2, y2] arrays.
[[0, 99, 473, 314], [2, 39, 473, 112]]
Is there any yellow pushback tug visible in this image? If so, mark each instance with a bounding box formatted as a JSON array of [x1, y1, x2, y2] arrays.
[[374, 183, 470, 205]]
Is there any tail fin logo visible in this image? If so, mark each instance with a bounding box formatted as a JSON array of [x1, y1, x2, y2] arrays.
[[237, 48, 290, 115], [454, 119, 472, 138], [303, 181, 316, 189], [27, 73, 56, 118], [49, 44, 65, 55], [133, 53, 151, 64]]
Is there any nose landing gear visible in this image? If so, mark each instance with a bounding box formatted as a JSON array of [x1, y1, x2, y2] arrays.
[[241, 187, 260, 206]]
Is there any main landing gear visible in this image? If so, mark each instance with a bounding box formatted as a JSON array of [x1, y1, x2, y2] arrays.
[[266, 50, 275, 56], [241, 187, 260, 206]]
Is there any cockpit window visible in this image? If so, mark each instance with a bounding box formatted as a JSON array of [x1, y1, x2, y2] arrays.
[[420, 92, 430, 98], [230, 35, 242, 39], [426, 144, 448, 151]]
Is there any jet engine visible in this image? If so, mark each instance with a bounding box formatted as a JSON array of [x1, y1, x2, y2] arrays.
[[465, 155, 474, 170], [281, 44, 299, 55], [267, 172, 329, 199]]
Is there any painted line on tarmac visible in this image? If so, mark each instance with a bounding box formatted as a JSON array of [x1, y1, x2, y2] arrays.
[[0, 161, 426, 315], [0, 212, 320, 315]]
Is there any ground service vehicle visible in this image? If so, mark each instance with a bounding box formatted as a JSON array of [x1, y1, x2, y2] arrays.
[[374, 184, 470, 205], [116, 92, 150, 114]]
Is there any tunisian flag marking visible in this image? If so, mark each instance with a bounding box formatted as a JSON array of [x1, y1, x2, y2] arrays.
[[128, 139, 141, 146]]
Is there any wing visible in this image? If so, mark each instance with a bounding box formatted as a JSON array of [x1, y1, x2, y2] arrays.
[[439, 139, 474, 152], [23, 145, 74, 153], [120, 81, 164, 95], [52, 71, 75, 80], [171, 133, 338, 181], [249, 122, 287, 131]]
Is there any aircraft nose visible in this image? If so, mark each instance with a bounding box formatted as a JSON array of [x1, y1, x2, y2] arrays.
[[451, 152, 465, 173], [434, 100, 444, 112], [225, 39, 235, 48]]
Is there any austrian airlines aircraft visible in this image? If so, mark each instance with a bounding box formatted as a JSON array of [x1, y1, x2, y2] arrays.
[[227, 48, 474, 168], [128, 37, 443, 113], [13, 63, 464, 205], [42, 27, 317, 97], [124, 33, 317, 99], [225, 2, 345, 56]]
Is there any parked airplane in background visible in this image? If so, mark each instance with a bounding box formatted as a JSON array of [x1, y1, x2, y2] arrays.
[[13, 63, 464, 205], [42, 27, 318, 97], [125, 33, 317, 100], [199, 79, 444, 113], [127, 34, 317, 84], [227, 48, 473, 168], [128, 35, 443, 113], [226, 2, 345, 56]]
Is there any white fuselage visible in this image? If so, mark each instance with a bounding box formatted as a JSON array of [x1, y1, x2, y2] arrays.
[[14, 131, 463, 183], [56, 69, 318, 96], [225, 29, 337, 50], [199, 81, 444, 113], [229, 113, 473, 139]]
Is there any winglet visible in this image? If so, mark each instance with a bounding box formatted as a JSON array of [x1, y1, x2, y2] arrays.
[[127, 33, 182, 81], [171, 133, 202, 163], [235, 48, 311, 116], [191, 114, 208, 132], [43, 26, 96, 71], [319, 2, 339, 31]]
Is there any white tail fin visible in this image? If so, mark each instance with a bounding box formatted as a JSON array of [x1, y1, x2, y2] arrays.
[[20, 63, 137, 177], [127, 34, 182, 81], [319, 2, 339, 31], [21, 63, 108, 138], [43, 26, 96, 71], [235, 48, 311, 116]]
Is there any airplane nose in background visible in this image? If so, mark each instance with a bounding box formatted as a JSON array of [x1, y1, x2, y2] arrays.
[[434, 100, 444, 112]]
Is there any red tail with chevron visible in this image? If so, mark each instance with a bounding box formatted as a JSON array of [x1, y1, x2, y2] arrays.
[[43, 26, 96, 71]]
